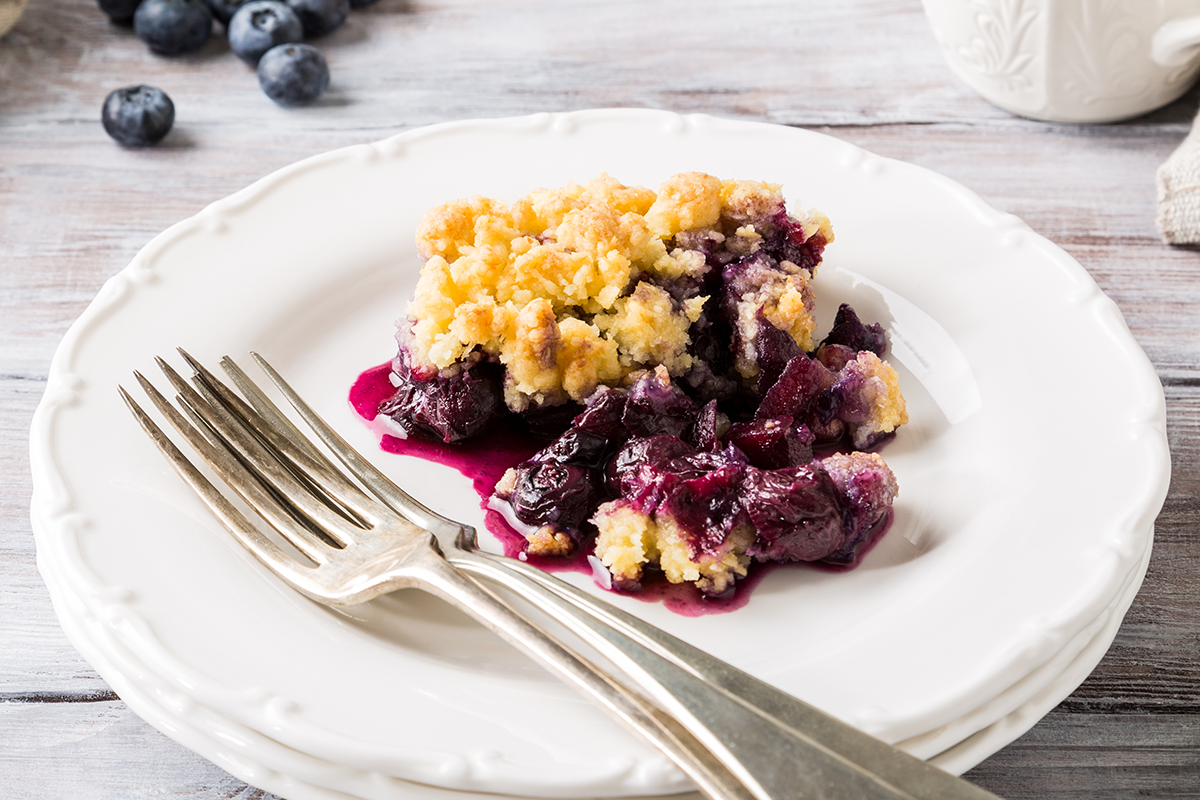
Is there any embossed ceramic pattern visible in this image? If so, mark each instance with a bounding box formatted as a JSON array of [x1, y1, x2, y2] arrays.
[[30, 109, 1170, 798], [921, 0, 1200, 122]]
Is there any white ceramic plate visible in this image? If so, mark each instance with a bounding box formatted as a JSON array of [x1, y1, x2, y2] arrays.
[[30, 109, 1169, 798], [35, 523, 1151, 799]]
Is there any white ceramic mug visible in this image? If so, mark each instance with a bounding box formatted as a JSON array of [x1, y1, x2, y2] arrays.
[[0, 0, 26, 39], [921, 0, 1200, 123]]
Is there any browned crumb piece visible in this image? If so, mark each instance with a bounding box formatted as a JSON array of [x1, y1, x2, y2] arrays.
[[526, 527, 575, 557], [842, 352, 908, 449], [593, 500, 754, 595]]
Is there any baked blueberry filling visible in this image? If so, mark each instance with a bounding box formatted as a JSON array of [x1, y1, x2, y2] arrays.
[[373, 173, 906, 596]]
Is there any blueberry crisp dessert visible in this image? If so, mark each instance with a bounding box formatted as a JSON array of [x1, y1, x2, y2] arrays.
[[371, 172, 907, 597]]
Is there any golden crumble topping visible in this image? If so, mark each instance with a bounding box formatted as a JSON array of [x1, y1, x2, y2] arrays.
[[403, 172, 833, 410]]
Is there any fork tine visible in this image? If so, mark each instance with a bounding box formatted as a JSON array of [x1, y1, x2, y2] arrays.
[[212, 353, 336, 471], [119, 385, 321, 586], [176, 349, 378, 527], [248, 352, 461, 538], [135, 368, 341, 562], [154, 357, 372, 546], [180, 359, 370, 533], [171, 393, 344, 550]]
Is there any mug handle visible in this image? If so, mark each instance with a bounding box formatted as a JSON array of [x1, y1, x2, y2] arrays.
[[1153, 15, 1200, 67]]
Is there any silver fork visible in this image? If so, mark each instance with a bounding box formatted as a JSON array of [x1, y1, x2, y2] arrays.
[[122, 351, 1002, 800]]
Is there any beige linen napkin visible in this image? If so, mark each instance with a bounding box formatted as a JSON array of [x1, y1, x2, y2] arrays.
[[1157, 108, 1200, 244]]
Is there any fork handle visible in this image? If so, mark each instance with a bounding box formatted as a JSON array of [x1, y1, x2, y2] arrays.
[[449, 548, 1001, 800], [395, 547, 756, 800], [406, 547, 923, 800]]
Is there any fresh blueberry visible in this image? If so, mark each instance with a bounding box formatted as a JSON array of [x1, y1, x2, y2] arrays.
[[134, 0, 213, 54], [257, 43, 330, 105], [283, 0, 347, 37], [348, 0, 377, 6], [228, 0, 303, 64], [98, 0, 143, 22], [101, 85, 175, 146], [204, 0, 248, 25]]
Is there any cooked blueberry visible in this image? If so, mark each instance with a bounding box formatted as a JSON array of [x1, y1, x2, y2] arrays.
[[621, 373, 697, 438], [133, 0, 212, 54], [753, 309, 804, 394], [815, 343, 857, 373], [378, 357, 503, 444], [690, 399, 728, 451], [204, 0, 247, 24], [658, 463, 747, 556], [756, 354, 834, 422], [533, 428, 614, 469], [519, 401, 583, 441], [826, 368, 873, 423], [227, 0, 302, 64], [98, 0, 143, 22], [257, 43, 330, 105], [723, 416, 813, 469], [573, 387, 629, 440], [681, 308, 741, 404], [719, 252, 800, 380], [671, 442, 748, 474], [742, 465, 847, 562], [605, 435, 697, 502], [818, 454, 899, 564], [760, 208, 828, 272], [101, 85, 175, 146], [822, 304, 887, 356], [509, 463, 599, 532], [283, 0, 347, 36]]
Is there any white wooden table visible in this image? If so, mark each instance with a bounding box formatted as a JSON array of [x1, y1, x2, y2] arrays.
[[2, 1, 1198, 797]]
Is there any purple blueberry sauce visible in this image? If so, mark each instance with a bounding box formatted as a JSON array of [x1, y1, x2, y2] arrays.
[[351, 363, 538, 513]]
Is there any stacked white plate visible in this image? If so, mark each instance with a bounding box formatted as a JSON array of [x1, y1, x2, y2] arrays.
[[31, 110, 1170, 800]]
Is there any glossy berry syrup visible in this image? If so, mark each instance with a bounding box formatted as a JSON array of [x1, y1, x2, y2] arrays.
[[350, 362, 539, 541]]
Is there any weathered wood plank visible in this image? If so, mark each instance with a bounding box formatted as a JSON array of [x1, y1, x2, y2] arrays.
[[966, 712, 1200, 798], [0, 0, 1012, 128], [0, 702, 280, 799]]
